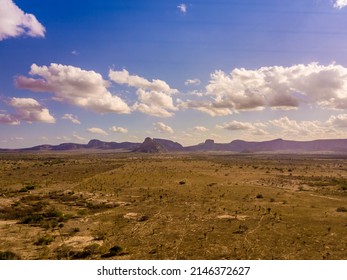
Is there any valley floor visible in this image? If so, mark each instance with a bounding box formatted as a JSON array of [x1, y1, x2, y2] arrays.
[[0, 152, 346, 259]]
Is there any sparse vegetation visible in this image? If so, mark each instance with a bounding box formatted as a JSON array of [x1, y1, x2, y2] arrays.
[[0, 152, 347, 260], [336, 207, 347, 212], [34, 236, 54, 246], [0, 250, 21, 260], [256, 193, 263, 199], [101, 246, 123, 258], [19, 184, 36, 193]]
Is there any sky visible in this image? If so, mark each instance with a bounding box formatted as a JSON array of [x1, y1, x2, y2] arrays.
[[2, 0, 347, 148]]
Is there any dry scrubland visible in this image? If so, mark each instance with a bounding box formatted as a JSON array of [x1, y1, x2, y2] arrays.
[[0, 152, 346, 260]]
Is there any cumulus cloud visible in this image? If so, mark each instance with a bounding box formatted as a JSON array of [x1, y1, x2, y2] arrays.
[[269, 117, 324, 136], [216, 115, 347, 139], [217, 120, 270, 137], [132, 88, 177, 117], [326, 114, 347, 128], [177, 3, 187, 14], [0, 0, 45, 40], [109, 126, 128, 133], [186, 63, 347, 116], [194, 126, 209, 132], [87, 127, 108, 135], [153, 122, 174, 133], [268, 117, 338, 139], [217, 120, 256, 131], [15, 63, 131, 114], [109, 69, 177, 94], [185, 79, 201, 86], [334, 0, 347, 9], [109, 69, 178, 117], [0, 97, 55, 125], [178, 99, 232, 116], [0, 114, 19, 125], [62, 114, 81, 124]]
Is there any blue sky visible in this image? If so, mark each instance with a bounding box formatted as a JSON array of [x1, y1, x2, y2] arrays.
[[2, 0, 347, 148]]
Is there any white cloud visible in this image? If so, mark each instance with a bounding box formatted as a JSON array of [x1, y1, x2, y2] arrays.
[[217, 120, 270, 137], [132, 88, 177, 117], [0, 97, 55, 125], [109, 68, 178, 117], [186, 63, 347, 116], [178, 99, 232, 116], [0, 0, 45, 41], [72, 132, 86, 142], [334, 0, 347, 9], [62, 114, 81, 124], [269, 117, 330, 138], [177, 3, 187, 14], [185, 79, 201, 86], [109, 126, 128, 133], [87, 127, 108, 135], [0, 114, 19, 125], [57, 136, 71, 141], [327, 114, 347, 127], [109, 69, 177, 94], [194, 126, 209, 132], [217, 115, 347, 140], [15, 63, 131, 114], [269, 117, 319, 133], [153, 122, 174, 133], [217, 120, 256, 131], [9, 97, 56, 123]]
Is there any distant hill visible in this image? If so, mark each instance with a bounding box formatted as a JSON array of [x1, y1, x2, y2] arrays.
[[186, 138, 347, 153], [132, 137, 168, 153], [3, 137, 347, 153], [11, 139, 140, 152], [86, 139, 140, 150]]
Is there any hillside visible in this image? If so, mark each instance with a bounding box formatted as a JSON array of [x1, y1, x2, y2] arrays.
[[132, 137, 168, 153]]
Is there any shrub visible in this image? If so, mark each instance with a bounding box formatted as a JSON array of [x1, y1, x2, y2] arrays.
[[0, 251, 21, 260], [336, 207, 347, 212], [256, 194, 263, 199], [101, 245, 123, 258], [34, 236, 54, 246], [19, 185, 36, 192]]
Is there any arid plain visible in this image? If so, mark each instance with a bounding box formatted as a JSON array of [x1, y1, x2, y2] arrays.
[[0, 151, 346, 260]]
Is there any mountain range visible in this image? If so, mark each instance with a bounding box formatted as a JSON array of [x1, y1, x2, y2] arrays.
[[2, 137, 347, 153]]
